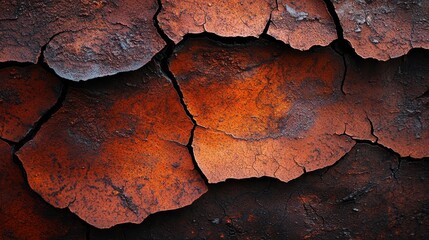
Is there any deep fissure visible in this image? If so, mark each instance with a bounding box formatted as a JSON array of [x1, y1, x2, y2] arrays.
[[156, 45, 210, 184], [323, 0, 344, 40], [12, 81, 68, 153]]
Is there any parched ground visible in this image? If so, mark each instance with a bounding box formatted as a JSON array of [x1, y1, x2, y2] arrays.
[[0, 0, 428, 239]]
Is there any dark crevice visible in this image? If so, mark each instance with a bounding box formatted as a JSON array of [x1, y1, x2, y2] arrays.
[[154, 0, 174, 46], [12, 81, 68, 153], [262, 12, 272, 35], [182, 32, 257, 45], [38, 30, 69, 66], [0, 61, 32, 69], [319, 139, 427, 181], [153, 1, 212, 185], [329, 40, 352, 96], [334, 46, 348, 95], [163, 63, 209, 185], [155, 45, 210, 186], [0, 136, 15, 146], [323, 0, 343, 40]]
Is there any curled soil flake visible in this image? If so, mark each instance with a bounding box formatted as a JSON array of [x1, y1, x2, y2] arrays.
[[170, 38, 369, 183], [16, 61, 207, 228], [268, 0, 337, 50], [333, 0, 429, 60]]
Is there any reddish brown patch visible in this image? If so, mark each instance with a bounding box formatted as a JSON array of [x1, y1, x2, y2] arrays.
[[333, 0, 429, 60], [0, 65, 63, 142], [157, 0, 276, 43], [344, 49, 429, 158], [170, 38, 370, 183], [0, 0, 164, 81], [268, 0, 337, 50], [0, 141, 85, 239], [16, 61, 207, 228], [89, 144, 429, 239]]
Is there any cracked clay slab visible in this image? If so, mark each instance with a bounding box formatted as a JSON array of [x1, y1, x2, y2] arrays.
[[170, 38, 374, 183], [0, 0, 165, 81], [344, 49, 429, 158], [0, 141, 86, 239], [267, 0, 337, 50], [332, 0, 429, 60], [89, 143, 429, 239], [0, 65, 63, 142], [157, 0, 276, 43], [16, 61, 207, 228]]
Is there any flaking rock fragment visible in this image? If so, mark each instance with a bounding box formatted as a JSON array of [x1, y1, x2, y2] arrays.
[[332, 0, 429, 60], [16, 61, 207, 228], [0, 0, 165, 81], [157, 0, 276, 43], [170, 38, 373, 183], [0, 141, 86, 239], [0, 65, 63, 142], [268, 0, 337, 50], [89, 144, 429, 239], [344, 49, 429, 158]]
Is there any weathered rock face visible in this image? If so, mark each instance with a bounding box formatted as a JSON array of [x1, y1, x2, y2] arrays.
[[158, 0, 338, 50], [332, 0, 429, 60], [170, 38, 363, 183], [0, 0, 427, 234], [268, 0, 337, 50], [89, 143, 429, 239], [0, 0, 165, 81], [170, 38, 429, 183], [0, 141, 86, 239], [0, 65, 63, 142], [157, 0, 276, 43], [16, 61, 207, 228], [344, 49, 429, 158]]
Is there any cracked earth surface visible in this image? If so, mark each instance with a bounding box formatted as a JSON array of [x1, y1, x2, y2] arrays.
[[0, 0, 428, 236]]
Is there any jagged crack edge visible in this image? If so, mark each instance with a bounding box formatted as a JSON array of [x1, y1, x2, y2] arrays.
[[323, 0, 344, 40], [154, 0, 174, 45], [155, 48, 210, 185], [154, 0, 209, 184], [12, 81, 68, 153]]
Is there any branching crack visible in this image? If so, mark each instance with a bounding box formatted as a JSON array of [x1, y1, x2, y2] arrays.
[[159, 57, 209, 184], [154, 2, 209, 183]]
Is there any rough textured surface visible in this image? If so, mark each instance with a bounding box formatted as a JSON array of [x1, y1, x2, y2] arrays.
[[0, 141, 86, 239], [89, 143, 429, 239], [0, 65, 63, 142], [0, 0, 165, 81], [344, 49, 429, 158], [170, 38, 370, 183], [157, 0, 276, 43], [333, 0, 429, 60], [170, 39, 428, 183], [268, 0, 337, 50], [16, 61, 207, 228]]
